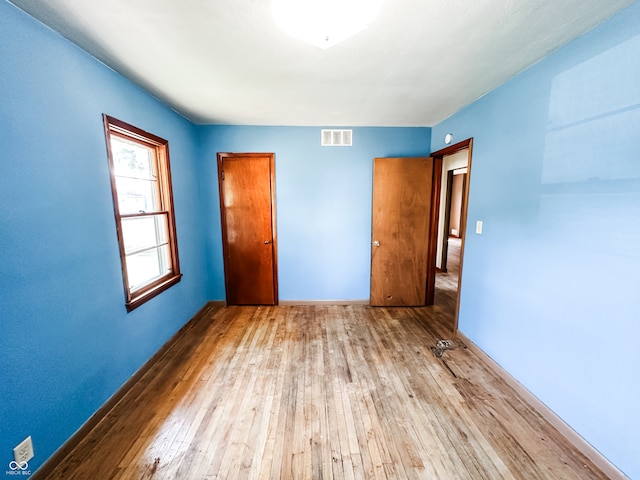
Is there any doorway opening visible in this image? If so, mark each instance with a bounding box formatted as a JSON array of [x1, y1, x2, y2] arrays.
[[431, 139, 473, 334]]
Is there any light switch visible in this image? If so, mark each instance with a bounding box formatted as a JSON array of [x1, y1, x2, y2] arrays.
[[475, 220, 483, 234]]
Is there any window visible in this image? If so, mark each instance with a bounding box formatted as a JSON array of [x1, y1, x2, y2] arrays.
[[103, 115, 181, 311]]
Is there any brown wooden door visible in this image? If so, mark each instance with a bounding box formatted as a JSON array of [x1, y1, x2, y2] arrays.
[[370, 157, 439, 306], [218, 153, 278, 305]]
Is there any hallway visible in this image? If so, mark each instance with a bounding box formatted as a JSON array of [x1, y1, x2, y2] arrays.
[[434, 236, 462, 325]]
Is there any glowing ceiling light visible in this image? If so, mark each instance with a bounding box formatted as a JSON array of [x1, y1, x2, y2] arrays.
[[272, 0, 382, 49]]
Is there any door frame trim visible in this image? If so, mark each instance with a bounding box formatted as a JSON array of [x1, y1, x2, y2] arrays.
[[430, 138, 473, 334], [217, 152, 279, 305]]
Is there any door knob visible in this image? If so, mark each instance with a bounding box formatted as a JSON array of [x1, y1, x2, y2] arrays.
[[264, 240, 270, 244], [373, 240, 380, 247]]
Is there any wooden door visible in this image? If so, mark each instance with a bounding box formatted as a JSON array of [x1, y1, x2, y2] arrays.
[[218, 153, 277, 305], [370, 157, 438, 306]]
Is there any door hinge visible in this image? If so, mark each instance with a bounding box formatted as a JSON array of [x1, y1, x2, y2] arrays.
[[221, 170, 225, 180]]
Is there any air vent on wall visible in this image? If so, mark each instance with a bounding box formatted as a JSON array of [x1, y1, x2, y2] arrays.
[[321, 129, 352, 146]]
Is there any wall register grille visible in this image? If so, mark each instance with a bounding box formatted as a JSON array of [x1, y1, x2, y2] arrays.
[[321, 129, 352, 146]]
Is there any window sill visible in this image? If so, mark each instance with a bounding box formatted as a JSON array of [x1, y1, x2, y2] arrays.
[[125, 274, 183, 312]]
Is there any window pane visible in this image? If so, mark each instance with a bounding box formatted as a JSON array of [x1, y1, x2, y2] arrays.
[[110, 137, 155, 180], [121, 215, 168, 255], [115, 176, 159, 214], [126, 245, 171, 290]]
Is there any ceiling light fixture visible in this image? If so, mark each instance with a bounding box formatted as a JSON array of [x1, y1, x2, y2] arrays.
[[272, 0, 382, 49]]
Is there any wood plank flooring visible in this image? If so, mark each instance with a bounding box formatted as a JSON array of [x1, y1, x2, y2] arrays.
[[43, 294, 607, 478], [434, 237, 461, 315], [43, 243, 606, 479]]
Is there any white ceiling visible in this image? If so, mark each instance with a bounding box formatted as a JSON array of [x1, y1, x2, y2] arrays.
[[8, 0, 635, 126]]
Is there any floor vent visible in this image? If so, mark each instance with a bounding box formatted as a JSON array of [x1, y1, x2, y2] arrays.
[[321, 129, 352, 146]]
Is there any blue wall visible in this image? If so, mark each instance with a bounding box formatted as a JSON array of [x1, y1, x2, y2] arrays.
[[198, 126, 431, 302], [0, 1, 209, 472], [431, 3, 640, 478]]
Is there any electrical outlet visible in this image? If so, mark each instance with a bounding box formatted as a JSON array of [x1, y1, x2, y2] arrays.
[[13, 436, 34, 464]]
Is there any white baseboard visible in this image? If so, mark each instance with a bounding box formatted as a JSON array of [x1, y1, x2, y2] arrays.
[[457, 332, 629, 480]]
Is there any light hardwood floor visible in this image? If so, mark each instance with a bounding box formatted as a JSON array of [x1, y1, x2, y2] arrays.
[[42, 247, 607, 479], [434, 236, 461, 316]]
